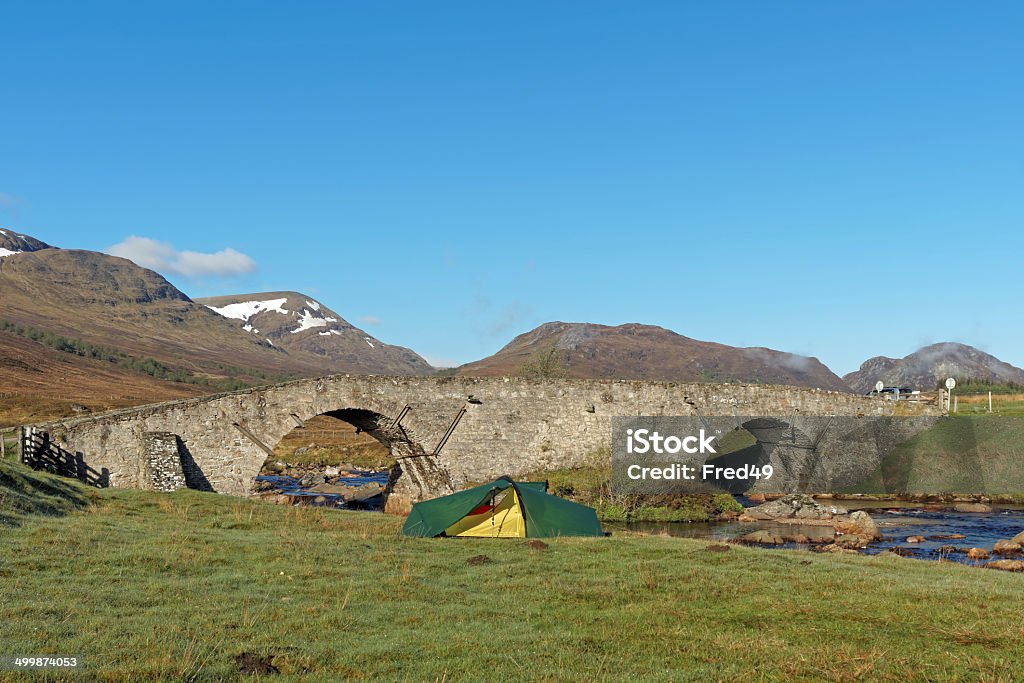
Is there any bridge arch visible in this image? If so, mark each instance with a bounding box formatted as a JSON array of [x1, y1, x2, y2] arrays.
[[264, 405, 455, 514]]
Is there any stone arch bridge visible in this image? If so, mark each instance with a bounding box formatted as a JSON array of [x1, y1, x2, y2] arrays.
[[20, 375, 937, 512]]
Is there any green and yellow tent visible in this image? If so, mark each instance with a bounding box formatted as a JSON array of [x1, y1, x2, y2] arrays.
[[401, 476, 604, 538]]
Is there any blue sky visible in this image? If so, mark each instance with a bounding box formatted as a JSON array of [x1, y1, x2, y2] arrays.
[[2, 2, 1021, 373]]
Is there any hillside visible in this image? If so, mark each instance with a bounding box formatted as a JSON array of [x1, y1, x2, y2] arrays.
[[196, 292, 432, 376], [0, 230, 433, 425], [455, 322, 851, 391], [844, 343, 1024, 393], [0, 240, 301, 380], [0, 328, 204, 426]]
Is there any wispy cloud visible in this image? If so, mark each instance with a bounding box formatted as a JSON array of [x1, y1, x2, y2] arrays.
[[107, 236, 256, 278], [482, 301, 531, 339], [0, 192, 21, 209], [466, 291, 534, 342], [423, 354, 460, 369], [358, 315, 383, 326]]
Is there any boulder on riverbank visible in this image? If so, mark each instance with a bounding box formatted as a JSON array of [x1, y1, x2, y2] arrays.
[[817, 543, 859, 554], [967, 548, 990, 560], [742, 494, 847, 523]]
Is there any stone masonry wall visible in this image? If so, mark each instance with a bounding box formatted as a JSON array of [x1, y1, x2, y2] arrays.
[[143, 432, 187, 492], [34, 375, 941, 503]]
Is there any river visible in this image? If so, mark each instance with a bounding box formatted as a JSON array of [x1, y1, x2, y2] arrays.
[[613, 499, 1024, 565]]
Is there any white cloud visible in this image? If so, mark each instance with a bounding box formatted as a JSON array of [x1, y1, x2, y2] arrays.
[[0, 192, 22, 208], [107, 236, 256, 278], [358, 315, 383, 326]]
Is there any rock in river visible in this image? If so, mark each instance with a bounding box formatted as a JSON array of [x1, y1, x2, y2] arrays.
[[992, 539, 1022, 555], [835, 510, 881, 540], [832, 534, 870, 549], [743, 494, 846, 522], [739, 530, 785, 545], [953, 502, 992, 513], [298, 472, 328, 488]]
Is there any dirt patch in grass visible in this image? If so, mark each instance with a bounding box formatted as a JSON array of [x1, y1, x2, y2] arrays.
[[235, 652, 279, 675]]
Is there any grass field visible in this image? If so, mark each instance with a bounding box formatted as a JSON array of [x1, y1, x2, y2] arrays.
[[3, 460, 1024, 681], [953, 393, 1024, 416]]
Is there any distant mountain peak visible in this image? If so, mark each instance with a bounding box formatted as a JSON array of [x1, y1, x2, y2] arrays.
[[457, 321, 850, 391], [0, 229, 53, 258], [202, 291, 358, 337], [843, 343, 1024, 393], [196, 291, 432, 375]]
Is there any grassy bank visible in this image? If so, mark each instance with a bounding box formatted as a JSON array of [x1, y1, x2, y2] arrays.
[[845, 415, 1024, 494], [0, 459, 93, 526], [3, 461, 1024, 680]]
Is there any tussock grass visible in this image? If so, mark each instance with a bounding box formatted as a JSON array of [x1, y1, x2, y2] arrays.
[[2, 460, 1024, 680]]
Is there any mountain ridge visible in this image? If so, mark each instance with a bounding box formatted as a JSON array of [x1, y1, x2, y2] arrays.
[[455, 321, 852, 391], [843, 342, 1024, 393], [0, 230, 433, 421], [196, 291, 433, 376]]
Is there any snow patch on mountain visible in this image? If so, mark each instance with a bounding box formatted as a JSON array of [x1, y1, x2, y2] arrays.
[[0, 247, 22, 258], [292, 307, 338, 334], [207, 298, 289, 321]]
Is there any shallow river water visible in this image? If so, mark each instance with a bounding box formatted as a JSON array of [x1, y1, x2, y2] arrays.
[[254, 470, 389, 509], [613, 499, 1024, 565]]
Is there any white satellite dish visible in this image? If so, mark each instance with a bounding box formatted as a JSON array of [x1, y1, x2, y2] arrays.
[[875, 380, 884, 393]]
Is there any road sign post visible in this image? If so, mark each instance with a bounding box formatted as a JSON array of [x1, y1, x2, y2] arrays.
[[945, 377, 956, 414]]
